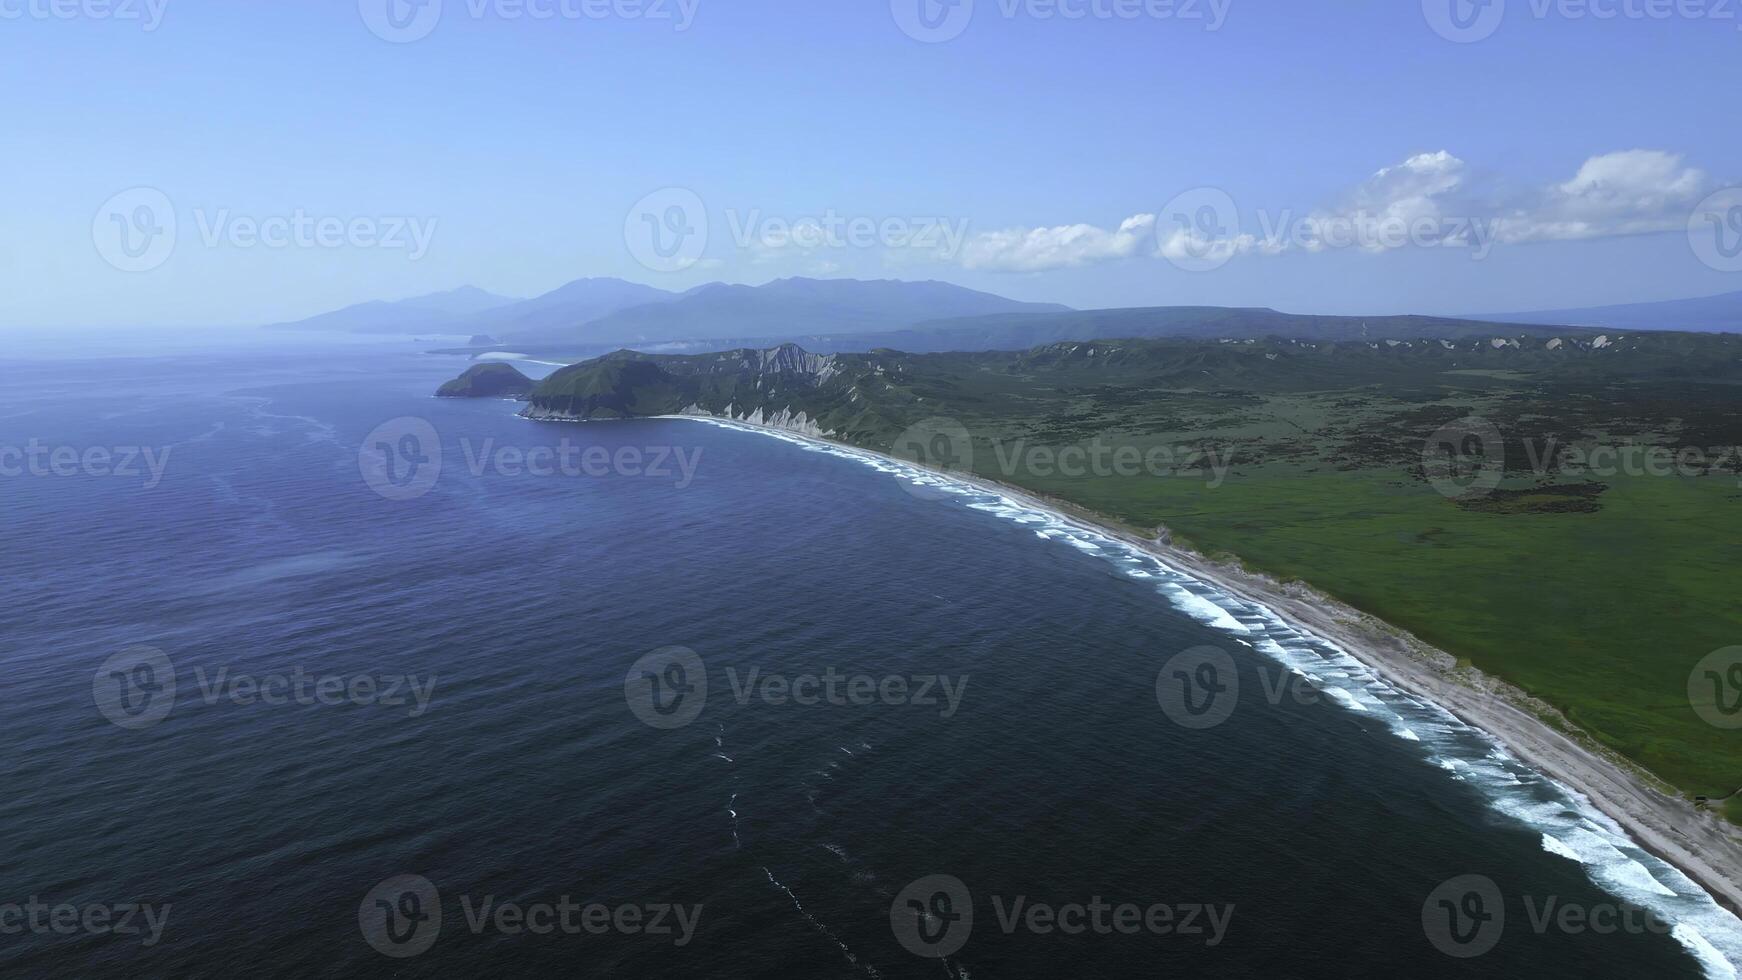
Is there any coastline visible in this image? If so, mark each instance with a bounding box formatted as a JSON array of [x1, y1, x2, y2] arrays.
[[521, 404, 1742, 951], [691, 416, 1742, 908]]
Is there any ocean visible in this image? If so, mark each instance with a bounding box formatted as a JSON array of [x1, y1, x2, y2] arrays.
[[1, 333, 1737, 978]]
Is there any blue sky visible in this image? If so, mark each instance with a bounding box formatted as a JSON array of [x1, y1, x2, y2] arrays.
[[3, 0, 1740, 328]]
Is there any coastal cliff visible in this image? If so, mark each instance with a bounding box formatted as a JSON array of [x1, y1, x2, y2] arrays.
[[516, 343, 867, 440]]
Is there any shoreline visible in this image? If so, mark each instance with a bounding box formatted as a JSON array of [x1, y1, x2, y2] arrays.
[[522, 405, 1742, 946], [515, 400, 1742, 967]]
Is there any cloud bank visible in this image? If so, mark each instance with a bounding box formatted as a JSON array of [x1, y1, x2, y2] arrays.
[[959, 214, 1159, 271], [954, 149, 1717, 270]]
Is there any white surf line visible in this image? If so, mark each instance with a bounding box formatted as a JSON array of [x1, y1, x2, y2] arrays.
[[761, 866, 883, 979], [664, 414, 1742, 977], [719, 724, 743, 850]]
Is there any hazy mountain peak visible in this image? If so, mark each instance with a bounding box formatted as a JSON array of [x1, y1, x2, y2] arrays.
[[267, 286, 518, 333]]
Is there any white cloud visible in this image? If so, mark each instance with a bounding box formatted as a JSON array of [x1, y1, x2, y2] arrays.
[[1155, 226, 1276, 263], [950, 149, 1715, 271], [1305, 148, 1709, 252], [1301, 151, 1472, 252], [959, 213, 1158, 271], [1496, 149, 1708, 243]]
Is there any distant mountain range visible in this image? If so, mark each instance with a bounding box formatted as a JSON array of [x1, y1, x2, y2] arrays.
[[270, 277, 1740, 354], [472, 278, 677, 338], [267, 277, 1066, 344], [571, 277, 1068, 344], [1472, 289, 1742, 333], [266, 286, 519, 334]]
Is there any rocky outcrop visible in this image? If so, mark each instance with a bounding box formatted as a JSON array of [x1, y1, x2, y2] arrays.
[[677, 403, 836, 438], [437, 362, 534, 398]]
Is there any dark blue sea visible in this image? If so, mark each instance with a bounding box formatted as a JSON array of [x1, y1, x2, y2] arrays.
[[2, 333, 1738, 978]]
